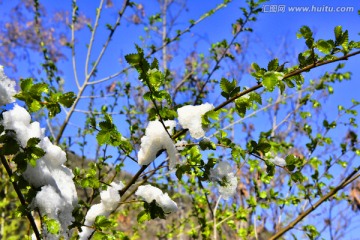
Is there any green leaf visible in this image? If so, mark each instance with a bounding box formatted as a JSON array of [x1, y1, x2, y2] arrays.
[[220, 78, 239, 99], [143, 92, 152, 101], [47, 103, 61, 118], [316, 39, 332, 54], [137, 210, 151, 223], [251, 62, 260, 72], [31, 83, 48, 95], [199, 139, 216, 150], [26, 138, 41, 148], [29, 100, 42, 112], [26, 146, 45, 167], [259, 191, 267, 199], [94, 215, 116, 230], [150, 58, 159, 69], [262, 71, 284, 92], [153, 90, 171, 103], [291, 171, 305, 183], [297, 25, 313, 40], [205, 110, 220, 121], [341, 30, 349, 51], [249, 92, 262, 104], [285, 154, 298, 165], [334, 25, 343, 43], [20, 78, 33, 91], [125, 53, 141, 65], [44, 218, 60, 235], [148, 69, 163, 90], [235, 97, 250, 117], [96, 131, 110, 145], [267, 58, 279, 71], [0, 132, 20, 155], [59, 92, 76, 108], [220, 78, 234, 93]]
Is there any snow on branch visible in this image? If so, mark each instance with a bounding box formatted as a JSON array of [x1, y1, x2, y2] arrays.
[[177, 103, 214, 139], [138, 120, 177, 168], [1, 105, 78, 239]]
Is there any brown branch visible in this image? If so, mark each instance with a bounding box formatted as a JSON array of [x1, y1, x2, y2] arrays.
[[269, 164, 360, 240], [0, 155, 41, 240], [214, 50, 360, 111], [119, 165, 147, 196]]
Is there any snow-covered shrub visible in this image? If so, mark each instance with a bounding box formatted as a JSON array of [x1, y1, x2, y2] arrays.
[[1, 105, 78, 239]]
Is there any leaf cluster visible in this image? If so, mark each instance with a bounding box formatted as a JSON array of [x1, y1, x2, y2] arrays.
[[15, 78, 76, 118]]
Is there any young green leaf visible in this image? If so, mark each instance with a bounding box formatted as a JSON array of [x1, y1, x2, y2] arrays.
[[316, 39, 332, 54], [262, 71, 284, 92], [267, 58, 279, 71]]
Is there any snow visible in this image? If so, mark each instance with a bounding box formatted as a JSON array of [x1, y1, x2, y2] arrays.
[[270, 156, 286, 167], [135, 184, 178, 213], [138, 120, 177, 168], [210, 161, 238, 200], [41, 137, 67, 168], [177, 103, 214, 139], [79, 181, 124, 240], [1, 105, 78, 239], [100, 182, 124, 210], [0, 65, 16, 106], [175, 140, 187, 151], [35, 185, 64, 219]]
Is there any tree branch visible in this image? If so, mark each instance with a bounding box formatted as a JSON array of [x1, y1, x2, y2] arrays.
[[117, 50, 360, 202], [214, 50, 360, 111], [269, 164, 360, 240], [0, 155, 41, 240]]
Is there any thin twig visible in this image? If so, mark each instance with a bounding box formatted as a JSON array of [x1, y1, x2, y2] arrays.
[[193, 2, 254, 105], [85, 0, 105, 77], [87, 0, 130, 79], [55, 0, 130, 144], [213, 195, 222, 240], [89, 1, 230, 85], [71, 0, 81, 90]]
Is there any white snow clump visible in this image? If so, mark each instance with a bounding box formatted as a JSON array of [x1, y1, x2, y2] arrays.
[[138, 120, 177, 168], [135, 184, 178, 213], [1, 105, 78, 239], [79, 181, 124, 240], [177, 103, 214, 139], [269, 156, 286, 167], [210, 161, 238, 200], [0, 65, 16, 106]]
